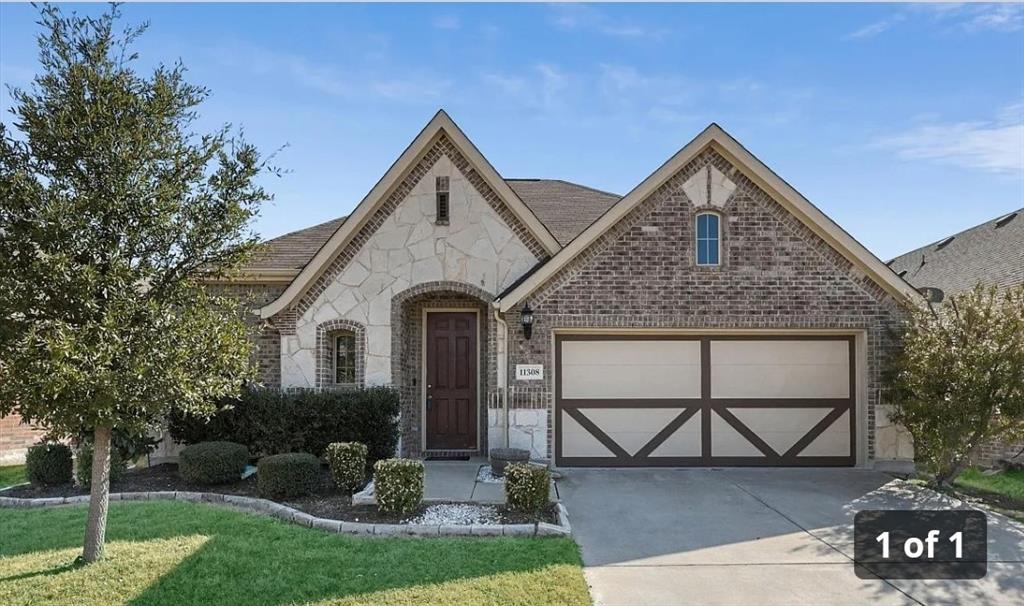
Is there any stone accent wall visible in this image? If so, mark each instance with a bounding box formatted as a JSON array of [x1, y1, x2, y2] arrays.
[[0, 414, 46, 464], [279, 137, 543, 389], [504, 148, 907, 462], [391, 282, 495, 458]]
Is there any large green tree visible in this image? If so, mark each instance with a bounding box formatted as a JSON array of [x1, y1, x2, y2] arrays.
[[0, 5, 275, 562], [887, 284, 1024, 487]]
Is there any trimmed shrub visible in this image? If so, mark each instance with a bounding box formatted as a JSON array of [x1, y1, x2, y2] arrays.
[[179, 441, 249, 485], [325, 442, 368, 493], [257, 453, 320, 499], [25, 443, 73, 486], [505, 463, 550, 515], [374, 458, 423, 516], [75, 444, 127, 488], [169, 386, 400, 464]]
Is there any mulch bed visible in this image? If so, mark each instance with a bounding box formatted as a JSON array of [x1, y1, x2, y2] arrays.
[[3, 463, 558, 525]]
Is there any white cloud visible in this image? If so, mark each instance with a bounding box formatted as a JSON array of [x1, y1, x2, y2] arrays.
[[214, 44, 450, 103], [848, 4, 1023, 39], [845, 16, 903, 40], [432, 15, 461, 31], [548, 4, 669, 40], [873, 103, 1024, 175], [481, 64, 570, 111], [963, 4, 1024, 32]]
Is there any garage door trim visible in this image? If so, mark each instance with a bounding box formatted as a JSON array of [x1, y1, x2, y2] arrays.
[[554, 334, 856, 467]]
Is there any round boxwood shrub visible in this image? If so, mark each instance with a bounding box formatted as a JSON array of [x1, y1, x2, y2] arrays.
[[373, 458, 424, 516], [26, 442, 73, 486], [505, 462, 550, 516], [257, 453, 320, 499], [179, 441, 249, 485], [324, 441, 368, 493], [76, 444, 127, 488]]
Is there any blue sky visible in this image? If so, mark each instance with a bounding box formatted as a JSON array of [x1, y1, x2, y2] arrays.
[[2, 3, 1022, 260]]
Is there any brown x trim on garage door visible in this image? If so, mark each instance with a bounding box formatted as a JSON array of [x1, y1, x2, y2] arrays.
[[554, 334, 856, 467]]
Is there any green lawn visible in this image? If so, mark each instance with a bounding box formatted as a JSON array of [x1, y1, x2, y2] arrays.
[[0, 464, 26, 488], [954, 467, 1024, 502], [0, 501, 590, 606]]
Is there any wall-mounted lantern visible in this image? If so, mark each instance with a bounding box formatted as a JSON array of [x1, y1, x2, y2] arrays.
[[520, 302, 534, 340]]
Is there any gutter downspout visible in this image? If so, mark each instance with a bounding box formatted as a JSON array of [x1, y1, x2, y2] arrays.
[[492, 301, 510, 448]]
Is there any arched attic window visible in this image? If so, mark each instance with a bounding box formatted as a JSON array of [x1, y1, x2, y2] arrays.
[[695, 211, 721, 266]]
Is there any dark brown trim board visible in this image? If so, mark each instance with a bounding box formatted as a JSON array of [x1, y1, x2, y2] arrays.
[[554, 333, 856, 467]]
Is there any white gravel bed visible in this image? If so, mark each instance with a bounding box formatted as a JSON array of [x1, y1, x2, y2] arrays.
[[406, 503, 501, 526], [476, 465, 505, 484]]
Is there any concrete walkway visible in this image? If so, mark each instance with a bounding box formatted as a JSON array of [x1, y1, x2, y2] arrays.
[[422, 459, 505, 503], [559, 468, 1024, 606]]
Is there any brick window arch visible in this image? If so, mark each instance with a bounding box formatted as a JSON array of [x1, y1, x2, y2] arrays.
[[316, 319, 366, 389]]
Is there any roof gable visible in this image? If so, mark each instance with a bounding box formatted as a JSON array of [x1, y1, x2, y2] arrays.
[[257, 110, 561, 319], [497, 124, 922, 311]]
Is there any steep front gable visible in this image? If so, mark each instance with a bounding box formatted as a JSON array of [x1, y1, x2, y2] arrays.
[[259, 110, 560, 321], [270, 112, 555, 388], [499, 124, 921, 312]]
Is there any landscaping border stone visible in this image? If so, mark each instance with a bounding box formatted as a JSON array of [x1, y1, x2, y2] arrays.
[[0, 489, 573, 538]]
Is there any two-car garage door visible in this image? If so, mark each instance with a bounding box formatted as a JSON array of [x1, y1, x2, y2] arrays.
[[554, 335, 856, 467]]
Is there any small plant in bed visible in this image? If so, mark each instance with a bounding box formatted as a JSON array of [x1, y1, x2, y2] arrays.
[[179, 441, 249, 485], [25, 442, 73, 486], [505, 463, 550, 516], [374, 458, 423, 516], [324, 441, 367, 493], [257, 453, 320, 499]]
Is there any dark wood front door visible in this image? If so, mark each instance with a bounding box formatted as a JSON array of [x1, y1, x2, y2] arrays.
[[425, 312, 478, 450]]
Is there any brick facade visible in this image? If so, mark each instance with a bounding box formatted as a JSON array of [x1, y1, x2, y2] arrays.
[[504, 148, 907, 461], [0, 414, 46, 464], [207, 282, 287, 388]]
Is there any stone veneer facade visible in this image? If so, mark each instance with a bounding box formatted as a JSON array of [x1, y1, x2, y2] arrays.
[[503, 148, 907, 463]]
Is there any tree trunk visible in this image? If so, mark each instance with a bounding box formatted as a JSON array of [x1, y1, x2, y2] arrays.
[[934, 457, 970, 489], [82, 426, 112, 563]]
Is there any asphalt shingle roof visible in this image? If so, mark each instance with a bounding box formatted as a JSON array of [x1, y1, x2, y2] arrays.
[[505, 179, 620, 245], [245, 179, 621, 271], [887, 208, 1024, 295], [247, 216, 348, 271]]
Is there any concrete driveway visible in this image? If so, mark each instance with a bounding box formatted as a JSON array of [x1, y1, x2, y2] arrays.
[[557, 468, 1023, 606]]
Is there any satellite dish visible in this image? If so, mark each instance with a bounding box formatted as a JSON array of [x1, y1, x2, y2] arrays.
[[918, 287, 945, 303]]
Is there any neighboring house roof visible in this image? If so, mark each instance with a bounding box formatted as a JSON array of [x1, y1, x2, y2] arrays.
[[496, 123, 923, 311], [256, 110, 562, 319], [887, 208, 1023, 295], [507, 179, 620, 245]]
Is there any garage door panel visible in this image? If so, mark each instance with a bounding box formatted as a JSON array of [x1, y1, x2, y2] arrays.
[[561, 412, 617, 458], [555, 335, 855, 467], [710, 340, 850, 399], [798, 410, 851, 458], [649, 413, 702, 457], [729, 408, 832, 455], [561, 340, 701, 399], [580, 408, 686, 456]]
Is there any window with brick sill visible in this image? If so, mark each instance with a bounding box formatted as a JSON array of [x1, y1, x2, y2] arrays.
[[435, 176, 450, 225]]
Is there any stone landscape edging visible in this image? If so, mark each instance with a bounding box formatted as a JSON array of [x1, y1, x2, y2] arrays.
[[0, 489, 572, 538]]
